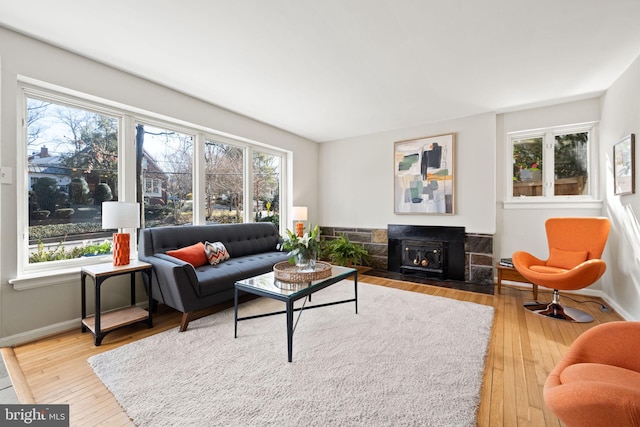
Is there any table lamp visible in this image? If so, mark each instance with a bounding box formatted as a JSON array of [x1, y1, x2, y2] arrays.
[[102, 201, 140, 266], [291, 206, 307, 237]]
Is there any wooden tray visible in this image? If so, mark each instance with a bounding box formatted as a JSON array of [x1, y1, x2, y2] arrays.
[[273, 261, 332, 282]]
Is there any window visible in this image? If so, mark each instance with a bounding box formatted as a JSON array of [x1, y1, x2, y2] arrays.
[[18, 82, 289, 276], [136, 123, 194, 229], [253, 150, 281, 228], [24, 95, 119, 267], [508, 123, 596, 201], [204, 139, 244, 224], [144, 178, 162, 197]]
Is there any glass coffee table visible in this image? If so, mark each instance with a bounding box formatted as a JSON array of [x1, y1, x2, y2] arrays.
[[234, 265, 358, 362]]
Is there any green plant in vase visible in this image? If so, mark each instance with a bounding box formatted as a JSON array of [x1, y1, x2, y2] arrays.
[[280, 224, 320, 272]]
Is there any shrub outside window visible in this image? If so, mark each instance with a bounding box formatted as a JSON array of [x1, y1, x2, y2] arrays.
[[509, 124, 596, 201], [25, 96, 118, 265]]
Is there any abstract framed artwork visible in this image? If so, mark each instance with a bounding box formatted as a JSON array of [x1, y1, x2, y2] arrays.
[[394, 133, 455, 214], [614, 133, 635, 196]]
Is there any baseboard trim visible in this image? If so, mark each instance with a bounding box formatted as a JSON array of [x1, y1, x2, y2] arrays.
[[0, 319, 79, 348]]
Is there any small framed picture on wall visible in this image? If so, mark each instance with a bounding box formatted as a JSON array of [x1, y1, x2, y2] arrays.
[[613, 133, 635, 196]]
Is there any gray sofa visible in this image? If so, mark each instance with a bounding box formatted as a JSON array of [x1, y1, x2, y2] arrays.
[[138, 222, 289, 331]]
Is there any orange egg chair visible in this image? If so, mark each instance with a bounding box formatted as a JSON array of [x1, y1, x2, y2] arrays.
[[512, 217, 610, 322], [544, 321, 640, 426]]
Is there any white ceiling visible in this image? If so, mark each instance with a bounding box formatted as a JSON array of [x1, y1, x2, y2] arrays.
[[1, 1, 640, 142]]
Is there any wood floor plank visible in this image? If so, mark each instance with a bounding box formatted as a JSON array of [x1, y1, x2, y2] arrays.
[[1, 276, 623, 427]]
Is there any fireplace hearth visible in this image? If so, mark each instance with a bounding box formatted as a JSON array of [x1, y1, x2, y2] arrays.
[[388, 224, 465, 281]]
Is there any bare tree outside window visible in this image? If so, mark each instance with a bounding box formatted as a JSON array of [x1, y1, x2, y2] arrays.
[[26, 97, 118, 263], [136, 123, 194, 228], [205, 140, 244, 223], [253, 151, 280, 228]]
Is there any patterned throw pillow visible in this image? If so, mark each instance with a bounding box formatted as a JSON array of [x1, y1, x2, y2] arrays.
[[204, 241, 230, 265]]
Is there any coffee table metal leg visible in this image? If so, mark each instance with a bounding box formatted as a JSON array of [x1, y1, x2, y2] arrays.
[[234, 288, 239, 338], [286, 300, 293, 362], [354, 272, 358, 314]]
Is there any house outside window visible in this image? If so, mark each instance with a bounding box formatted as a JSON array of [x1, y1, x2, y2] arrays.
[[23, 94, 119, 269], [18, 81, 289, 276], [508, 123, 597, 201]]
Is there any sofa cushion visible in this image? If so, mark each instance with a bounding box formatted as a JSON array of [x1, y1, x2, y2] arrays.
[[547, 247, 588, 270], [193, 251, 288, 297], [166, 242, 208, 267], [139, 223, 280, 258], [205, 241, 230, 265]]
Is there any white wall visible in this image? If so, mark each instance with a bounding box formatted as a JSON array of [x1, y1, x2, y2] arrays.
[[318, 112, 496, 234], [0, 27, 318, 343], [599, 54, 640, 320]]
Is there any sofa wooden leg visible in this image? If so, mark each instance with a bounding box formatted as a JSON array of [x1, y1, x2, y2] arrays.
[[179, 312, 192, 332]]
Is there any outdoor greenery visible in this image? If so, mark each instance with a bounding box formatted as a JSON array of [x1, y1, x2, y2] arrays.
[[29, 222, 105, 241], [554, 132, 588, 179], [29, 239, 112, 263], [321, 234, 371, 267], [513, 132, 588, 183], [513, 137, 542, 181], [32, 177, 65, 212]]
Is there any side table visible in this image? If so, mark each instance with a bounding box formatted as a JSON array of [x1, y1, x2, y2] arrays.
[[81, 260, 153, 346], [496, 263, 538, 300]]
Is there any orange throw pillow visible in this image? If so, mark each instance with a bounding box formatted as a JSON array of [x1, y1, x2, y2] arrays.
[[166, 242, 208, 267], [547, 247, 588, 270]]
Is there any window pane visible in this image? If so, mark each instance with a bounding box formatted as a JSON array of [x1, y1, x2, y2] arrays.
[[136, 124, 193, 228], [27, 98, 118, 263], [253, 151, 280, 228], [512, 137, 543, 197], [554, 132, 589, 195], [204, 140, 244, 223]]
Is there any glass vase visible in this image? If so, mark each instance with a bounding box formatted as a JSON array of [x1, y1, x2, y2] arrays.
[[295, 251, 317, 273]]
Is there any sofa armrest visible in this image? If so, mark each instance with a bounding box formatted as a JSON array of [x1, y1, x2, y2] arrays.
[[140, 253, 200, 313]]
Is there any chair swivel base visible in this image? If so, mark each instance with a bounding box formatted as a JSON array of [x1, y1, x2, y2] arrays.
[[524, 301, 594, 323]]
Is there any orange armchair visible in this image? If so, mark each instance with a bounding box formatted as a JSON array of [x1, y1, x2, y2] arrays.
[[512, 217, 610, 322], [544, 321, 640, 426]]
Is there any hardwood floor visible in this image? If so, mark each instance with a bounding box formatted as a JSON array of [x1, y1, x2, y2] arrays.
[[2, 277, 622, 426]]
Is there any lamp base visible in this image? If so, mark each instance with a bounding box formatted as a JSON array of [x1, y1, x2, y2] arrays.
[[112, 233, 131, 266], [295, 222, 304, 237]]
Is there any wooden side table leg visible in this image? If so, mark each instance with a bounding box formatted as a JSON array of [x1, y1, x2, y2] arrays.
[[533, 284, 538, 300], [497, 269, 502, 294]]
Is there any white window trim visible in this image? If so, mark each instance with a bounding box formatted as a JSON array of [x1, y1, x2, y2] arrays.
[[14, 78, 290, 287], [504, 122, 600, 209]]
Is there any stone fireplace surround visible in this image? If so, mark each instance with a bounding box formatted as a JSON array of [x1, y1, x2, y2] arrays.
[[320, 225, 493, 286]]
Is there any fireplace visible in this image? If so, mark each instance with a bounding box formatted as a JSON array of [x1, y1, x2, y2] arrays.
[[388, 224, 465, 281], [401, 239, 447, 277]]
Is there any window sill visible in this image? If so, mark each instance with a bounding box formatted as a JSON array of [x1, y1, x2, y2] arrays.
[[10, 256, 115, 291], [503, 199, 603, 210]]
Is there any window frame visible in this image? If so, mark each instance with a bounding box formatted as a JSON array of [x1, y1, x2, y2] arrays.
[[15, 79, 289, 283], [504, 122, 600, 209]]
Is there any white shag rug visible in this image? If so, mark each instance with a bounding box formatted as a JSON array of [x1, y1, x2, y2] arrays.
[[89, 281, 494, 427]]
